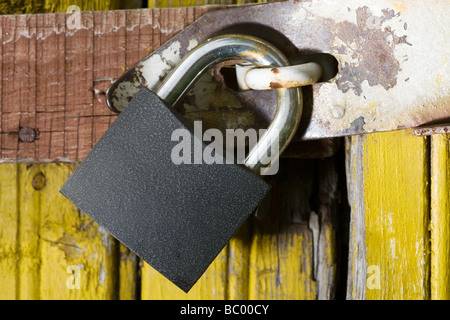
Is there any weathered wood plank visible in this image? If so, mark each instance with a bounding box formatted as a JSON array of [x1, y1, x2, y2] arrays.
[[430, 134, 450, 300], [248, 160, 317, 300], [346, 131, 430, 300], [17, 164, 42, 299], [0, 6, 215, 162], [37, 163, 118, 299], [248, 158, 341, 300], [147, 0, 268, 8], [345, 135, 366, 300], [118, 244, 138, 300], [0, 164, 19, 300], [0, 163, 122, 299], [226, 220, 252, 299]]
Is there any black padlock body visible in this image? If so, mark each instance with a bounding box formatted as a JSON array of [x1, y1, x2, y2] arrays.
[[60, 88, 270, 292]]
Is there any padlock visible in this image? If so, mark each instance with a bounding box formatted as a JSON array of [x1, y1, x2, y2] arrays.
[[60, 34, 302, 292]]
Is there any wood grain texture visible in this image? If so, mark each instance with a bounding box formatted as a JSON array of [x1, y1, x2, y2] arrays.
[[0, 166, 136, 300], [0, 163, 123, 299], [0, 6, 213, 161], [430, 134, 450, 300], [346, 130, 431, 300]]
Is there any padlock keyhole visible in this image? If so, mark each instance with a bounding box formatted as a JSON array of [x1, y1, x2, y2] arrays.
[[216, 64, 241, 91]]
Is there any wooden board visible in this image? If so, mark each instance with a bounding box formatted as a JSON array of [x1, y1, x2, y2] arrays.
[[0, 6, 213, 161], [346, 131, 431, 299], [430, 134, 450, 300]]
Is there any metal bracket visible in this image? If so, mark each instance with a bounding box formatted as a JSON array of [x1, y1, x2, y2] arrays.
[[106, 0, 449, 141]]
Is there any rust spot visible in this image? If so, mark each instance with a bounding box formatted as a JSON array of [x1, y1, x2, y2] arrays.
[[271, 67, 280, 74], [414, 124, 450, 136], [332, 6, 411, 95], [55, 233, 85, 260], [107, 69, 146, 113], [269, 81, 283, 89], [212, 59, 247, 89]]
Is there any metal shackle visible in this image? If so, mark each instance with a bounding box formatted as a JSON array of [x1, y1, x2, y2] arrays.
[[155, 34, 302, 175]]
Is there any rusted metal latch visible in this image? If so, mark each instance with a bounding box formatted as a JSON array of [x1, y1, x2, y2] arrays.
[[105, 0, 449, 140]]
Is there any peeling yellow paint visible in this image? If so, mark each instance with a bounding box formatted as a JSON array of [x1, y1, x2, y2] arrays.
[[0, 0, 122, 14], [362, 130, 430, 300], [248, 224, 316, 300], [430, 134, 450, 299], [227, 220, 252, 300], [0, 163, 123, 299]]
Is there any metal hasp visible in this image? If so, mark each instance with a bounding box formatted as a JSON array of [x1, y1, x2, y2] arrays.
[[61, 35, 301, 292], [106, 0, 450, 140]]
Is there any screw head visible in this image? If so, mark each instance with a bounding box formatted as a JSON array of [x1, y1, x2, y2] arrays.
[[32, 172, 46, 190], [19, 127, 37, 142]]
